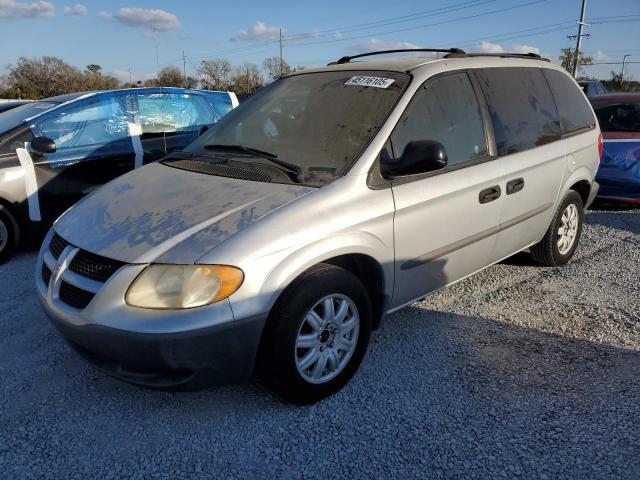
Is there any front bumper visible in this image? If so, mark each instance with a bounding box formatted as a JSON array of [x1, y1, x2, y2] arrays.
[[36, 229, 268, 390], [43, 306, 267, 390]]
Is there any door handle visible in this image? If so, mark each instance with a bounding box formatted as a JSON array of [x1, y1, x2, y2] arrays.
[[506, 178, 525, 195], [479, 185, 501, 204]]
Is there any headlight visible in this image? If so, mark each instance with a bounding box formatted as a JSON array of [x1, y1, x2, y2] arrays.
[[125, 265, 244, 309]]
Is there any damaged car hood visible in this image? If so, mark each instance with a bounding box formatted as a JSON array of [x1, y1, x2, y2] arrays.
[[54, 162, 315, 264]]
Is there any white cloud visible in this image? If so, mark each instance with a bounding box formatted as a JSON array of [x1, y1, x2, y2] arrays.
[[594, 50, 610, 62], [513, 44, 540, 55], [351, 37, 421, 53], [0, 0, 54, 19], [236, 21, 282, 42], [63, 3, 86, 16], [474, 41, 541, 55], [477, 41, 505, 54], [107, 7, 181, 31]]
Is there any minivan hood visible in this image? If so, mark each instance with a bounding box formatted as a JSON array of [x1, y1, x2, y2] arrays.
[[54, 162, 315, 264]]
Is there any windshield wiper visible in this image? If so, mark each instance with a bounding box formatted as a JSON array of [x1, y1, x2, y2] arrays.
[[204, 144, 304, 182]]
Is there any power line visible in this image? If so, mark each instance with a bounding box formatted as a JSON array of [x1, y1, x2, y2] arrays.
[[283, 0, 548, 49], [285, 0, 501, 40], [171, 0, 549, 65], [586, 61, 640, 65]]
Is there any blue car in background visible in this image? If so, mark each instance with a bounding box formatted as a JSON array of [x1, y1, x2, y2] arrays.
[[0, 87, 238, 261], [591, 93, 640, 205]]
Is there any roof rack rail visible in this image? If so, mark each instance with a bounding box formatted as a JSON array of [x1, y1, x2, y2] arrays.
[[443, 52, 549, 61], [329, 48, 466, 65]]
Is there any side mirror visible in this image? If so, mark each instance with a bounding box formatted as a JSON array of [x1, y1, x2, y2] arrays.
[[382, 140, 447, 177], [31, 136, 56, 155]]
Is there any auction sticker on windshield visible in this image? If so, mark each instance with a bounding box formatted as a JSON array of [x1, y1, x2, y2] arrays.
[[345, 76, 395, 88]]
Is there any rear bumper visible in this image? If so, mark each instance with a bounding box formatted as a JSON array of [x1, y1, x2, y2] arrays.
[[594, 178, 640, 204], [44, 305, 267, 390]]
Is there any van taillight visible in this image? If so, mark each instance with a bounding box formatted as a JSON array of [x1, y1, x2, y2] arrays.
[[597, 133, 603, 161]]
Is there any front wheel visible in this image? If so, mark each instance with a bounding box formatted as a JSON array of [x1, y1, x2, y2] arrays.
[[258, 264, 372, 404], [0, 206, 17, 264], [531, 190, 584, 267]]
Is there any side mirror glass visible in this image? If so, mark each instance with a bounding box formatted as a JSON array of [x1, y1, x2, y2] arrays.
[[31, 136, 56, 155], [382, 140, 448, 177]]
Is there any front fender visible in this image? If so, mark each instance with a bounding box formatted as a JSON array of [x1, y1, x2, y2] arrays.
[[227, 230, 393, 322]]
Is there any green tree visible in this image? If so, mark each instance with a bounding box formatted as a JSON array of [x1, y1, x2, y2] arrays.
[[559, 48, 593, 75], [85, 64, 102, 74]]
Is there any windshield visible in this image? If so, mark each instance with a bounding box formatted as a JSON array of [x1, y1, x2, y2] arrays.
[[185, 70, 409, 184], [0, 101, 58, 134], [595, 102, 640, 132]]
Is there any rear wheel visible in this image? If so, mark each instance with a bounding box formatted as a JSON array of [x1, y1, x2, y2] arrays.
[[259, 264, 371, 404], [0, 206, 17, 264], [531, 190, 584, 267]]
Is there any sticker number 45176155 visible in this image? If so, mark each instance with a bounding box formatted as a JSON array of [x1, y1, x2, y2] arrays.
[[344, 76, 395, 88]]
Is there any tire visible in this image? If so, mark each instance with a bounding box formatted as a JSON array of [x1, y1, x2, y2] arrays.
[[258, 263, 372, 404], [0, 206, 17, 264], [531, 190, 584, 267]]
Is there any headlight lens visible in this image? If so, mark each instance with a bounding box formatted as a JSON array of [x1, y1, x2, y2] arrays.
[[125, 265, 244, 309]]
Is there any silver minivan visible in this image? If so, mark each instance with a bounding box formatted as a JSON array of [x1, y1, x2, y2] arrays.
[[36, 50, 601, 404]]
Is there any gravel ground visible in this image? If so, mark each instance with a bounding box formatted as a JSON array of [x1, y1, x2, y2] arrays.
[[0, 208, 638, 479]]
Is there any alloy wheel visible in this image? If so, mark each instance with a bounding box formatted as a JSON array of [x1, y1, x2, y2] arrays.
[[557, 203, 579, 255], [294, 294, 360, 384]]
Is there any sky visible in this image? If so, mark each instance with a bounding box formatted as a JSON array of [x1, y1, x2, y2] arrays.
[[1, 0, 640, 83]]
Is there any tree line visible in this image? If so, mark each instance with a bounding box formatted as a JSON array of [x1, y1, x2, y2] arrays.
[[559, 48, 640, 92], [0, 56, 305, 99]]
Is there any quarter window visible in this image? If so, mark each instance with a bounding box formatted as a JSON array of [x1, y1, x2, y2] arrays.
[[475, 68, 561, 156], [388, 72, 488, 170], [543, 69, 596, 134]]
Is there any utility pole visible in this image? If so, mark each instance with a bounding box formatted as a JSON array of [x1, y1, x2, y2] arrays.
[[182, 50, 187, 87], [279, 28, 283, 77], [572, 0, 588, 78], [154, 32, 160, 81], [128, 65, 132, 86], [621, 54, 631, 89]]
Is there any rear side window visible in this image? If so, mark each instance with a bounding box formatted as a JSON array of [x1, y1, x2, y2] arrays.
[[475, 68, 560, 156], [137, 93, 216, 135], [543, 69, 596, 134], [389, 72, 488, 168]]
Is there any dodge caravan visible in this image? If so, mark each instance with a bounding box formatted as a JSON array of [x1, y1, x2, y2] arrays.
[[37, 50, 601, 404]]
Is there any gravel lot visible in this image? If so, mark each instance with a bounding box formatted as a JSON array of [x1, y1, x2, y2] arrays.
[[1, 208, 638, 479]]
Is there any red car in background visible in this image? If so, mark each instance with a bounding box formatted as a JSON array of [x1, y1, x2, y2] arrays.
[[590, 93, 640, 204]]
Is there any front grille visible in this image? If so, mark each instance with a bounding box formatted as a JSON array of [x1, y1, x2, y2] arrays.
[[163, 159, 272, 183], [49, 233, 70, 259], [42, 264, 52, 286], [69, 249, 125, 283], [43, 232, 125, 311], [59, 281, 95, 310]]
